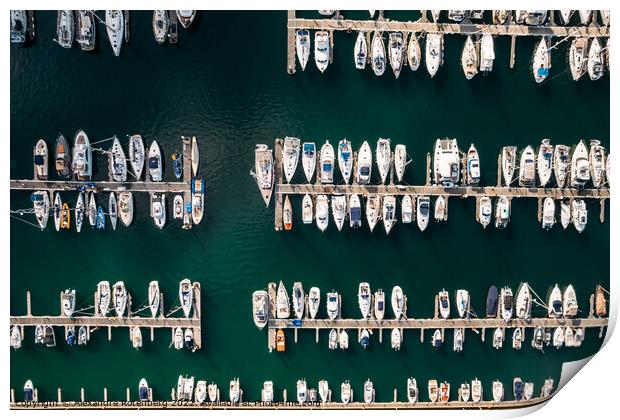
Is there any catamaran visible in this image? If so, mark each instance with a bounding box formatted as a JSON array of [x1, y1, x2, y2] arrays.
[[118, 192, 134, 227], [56, 10, 74, 48], [349, 194, 362, 228], [589, 139, 606, 187], [479, 33, 495, 72], [571, 140, 590, 187], [105, 10, 124, 57], [401, 195, 414, 224], [478, 196, 492, 229], [392, 286, 406, 319], [301, 142, 316, 182], [276, 281, 290, 319], [150, 193, 166, 229], [542, 197, 556, 229], [425, 33, 443, 77], [302, 194, 313, 224], [295, 29, 310, 71], [382, 195, 397, 234], [532, 37, 551, 83], [407, 34, 421, 71], [355, 141, 372, 184], [568, 38, 588, 81], [389, 32, 405, 78], [417, 196, 430, 231], [308, 287, 320, 319], [55, 134, 71, 179], [371, 32, 386, 76], [537, 139, 553, 186], [461, 35, 478, 79], [354, 31, 367, 70], [319, 141, 334, 183], [113, 281, 127, 317], [314, 31, 330, 73], [179, 279, 193, 318], [282, 136, 300, 183], [365, 194, 381, 232], [518, 145, 536, 186], [337, 139, 353, 183], [331, 195, 346, 231], [358, 282, 371, 319], [316, 194, 329, 232], [254, 144, 274, 206], [433, 138, 460, 186]]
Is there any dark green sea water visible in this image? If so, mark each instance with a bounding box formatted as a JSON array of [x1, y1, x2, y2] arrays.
[[10, 11, 609, 405]]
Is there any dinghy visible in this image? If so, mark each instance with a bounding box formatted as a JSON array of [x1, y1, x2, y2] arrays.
[[179, 279, 194, 318], [113, 281, 127, 317], [532, 37, 551, 83], [388, 32, 405, 78], [425, 33, 443, 77], [148, 280, 160, 318], [391, 286, 406, 319], [354, 31, 367, 70], [283, 136, 300, 183], [118, 192, 134, 227], [97, 281, 111, 316], [537, 139, 553, 186], [374, 289, 385, 321], [589, 139, 606, 187], [358, 282, 371, 319], [254, 144, 274, 206], [337, 139, 353, 183], [479, 33, 495, 72], [371, 32, 386, 76], [355, 141, 372, 184], [319, 141, 334, 183], [33, 139, 48, 180], [401, 195, 414, 224], [382, 195, 396, 234], [295, 29, 310, 71], [461, 35, 478, 79], [417, 196, 430, 231], [554, 144, 570, 187], [301, 142, 316, 182], [292, 282, 305, 319], [308, 287, 320, 319], [349, 194, 362, 228], [568, 38, 588, 81], [72, 129, 92, 180], [108, 193, 118, 230], [283, 195, 292, 230], [542, 197, 555, 230], [438, 289, 450, 319], [478, 196, 492, 228], [466, 144, 481, 185], [276, 281, 290, 319], [302, 194, 313, 224], [148, 141, 163, 181], [315, 194, 329, 232], [365, 194, 381, 232], [407, 34, 421, 71], [572, 199, 588, 232], [150, 193, 166, 229], [518, 145, 536, 187], [394, 144, 407, 182], [105, 10, 124, 57], [501, 146, 517, 186], [314, 31, 330, 73]]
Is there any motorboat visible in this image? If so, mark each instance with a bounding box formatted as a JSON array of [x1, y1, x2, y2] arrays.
[[62, 289, 76, 317], [308, 287, 320, 319], [34, 325, 44, 344], [191, 137, 199, 177], [33, 139, 48, 180], [363, 380, 375, 403], [173, 195, 183, 220], [518, 145, 536, 187], [54, 134, 71, 179], [516, 10, 548, 26], [554, 144, 570, 187], [10, 11, 27, 44], [455, 289, 469, 318], [471, 379, 482, 403], [319, 141, 334, 183], [254, 144, 274, 206], [501, 146, 517, 186], [118, 192, 134, 227], [359, 329, 370, 349], [172, 151, 182, 179], [500, 286, 513, 322], [571, 140, 590, 187], [179, 279, 194, 318], [388, 32, 405, 78], [466, 144, 480, 186], [283, 195, 293, 230], [292, 282, 305, 319], [407, 34, 421, 71], [10, 326, 22, 350], [152, 10, 169, 44], [354, 31, 367, 70], [53, 193, 62, 231], [128, 134, 145, 180], [326, 292, 340, 320], [479, 33, 495, 72], [391, 328, 402, 350], [113, 281, 127, 317], [365, 194, 381, 232], [588, 38, 604, 80], [531, 326, 544, 350], [391, 286, 406, 319], [542, 197, 555, 229], [401, 195, 414, 224], [97, 281, 111, 316], [328, 329, 338, 349], [276, 281, 290, 318], [374, 289, 385, 321], [478, 196, 492, 228], [72, 129, 92, 180], [314, 31, 330, 73], [460, 383, 470, 402], [448, 10, 466, 21], [150, 193, 166, 229], [176, 10, 196, 28], [524, 382, 534, 400], [513, 378, 524, 401], [548, 284, 563, 317], [541, 379, 554, 397], [428, 380, 439, 403], [108, 193, 118, 231], [341, 381, 352, 404], [434, 196, 447, 222], [32, 191, 50, 230], [276, 329, 285, 351], [297, 379, 307, 404], [283, 136, 300, 183], [148, 280, 160, 318], [553, 327, 565, 348], [349, 194, 362, 228], [407, 378, 418, 403], [371, 31, 386, 76], [355, 141, 372, 184], [105, 10, 124, 57], [319, 380, 330, 403], [148, 141, 163, 181], [568, 38, 588, 81], [296, 29, 310, 71], [77, 326, 87, 345], [560, 199, 571, 229], [316, 194, 329, 232], [229, 378, 241, 403], [425, 33, 443, 77], [195, 380, 207, 403], [88, 193, 97, 227], [453, 328, 463, 353], [382, 195, 396, 234], [433, 138, 460, 186], [132, 326, 142, 349], [438, 289, 450, 319], [252, 290, 268, 329], [492, 381, 504, 402], [337, 139, 353, 183], [394, 144, 407, 182], [302, 194, 313, 224], [376, 138, 391, 184], [572, 199, 588, 233], [331, 195, 347, 231], [261, 381, 273, 403], [417, 196, 430, 231], [56, 10, 74, 48], [494, 196, 510, 229], [532, 37, 551, 83], [24, 380, 34, 402], [461, 35, 478, 79], [537, 139, 553, 186], [589, 139, 606, 187], [512, 327, 524, 349], [515, 283, 532, 319], [356, 282, 372, 319], [563, 284, 578, 317], [301, 142, 316, 182], [439, 382, 450, 403]]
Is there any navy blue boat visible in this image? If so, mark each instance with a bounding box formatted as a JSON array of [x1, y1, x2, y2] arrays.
[[66, 328, 75, 346], [172, 152, 183, 179], [486, 286, 499, 318], [513, 378, 524, 400]]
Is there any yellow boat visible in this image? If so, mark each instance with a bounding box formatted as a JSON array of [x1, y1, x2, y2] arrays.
[[61, 203, 71, 229], [276, 329, 285, 352]]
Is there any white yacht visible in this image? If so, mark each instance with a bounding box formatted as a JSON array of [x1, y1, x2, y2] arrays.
[[512, 327, 524, 349], [341, 381, 352, 404], [319, 141, 334, 183], [428, 379, 439, 402], [518, 145, 536, 187], [173, 195, 183, 220], [382, 195, 397, 234], [282, 136, 300, 183], [407, 34, 421, 71], [401, 195, 414, 224], [559, 10, 573, 25], [479, 33, 495, 72], [229, 378, 241, 403], [207, 383, 218, 402], [292, 282, 305, 319], [354, 31, 368, 70], [150, 193, 166, 229], [329, 329, 338, 350], [417, 196, 430, 232], [495, 196, 510, 228], [72, 130, 92, 180], [301, 142, 316, 182], [471, 379, 482, 403], [389, 32, 405, 78], [113, 281, 127, 317], [349, 194, 362, 228], [572, 199, 588, 233], [132, 326, 142, 349], [148, 141, 163, 182], [128, 134, 145, 180], [314, 31, 330, 73], [152, 10, 169, 44], [438, 289, 450, 319], [376, 138, 391, 184], [109, 138, 127, 183], [302, 194, 313, 224], [433, 138, 460, 186], [339, 329, 349, 349], [62, 289, 76, 317], [501, 146, 517, 186], [425, 33, 443, 77], [371, 31, 386, 76], [478, 196, 492, 228], [254, 144, 274, 206], [407, 378, 418, 403], [337, 139, 353, 183], [434, 196, 447, 222], [148, 280, 160, 318], [492, 381, 504, 402], [326, 292, 340, 320], [448, 10, 466, 21], [492, 327, 504, 349], [308, 287, 320, 319], [33, 139, 48, 180], [453, 328, 463, 352], [32, 191, 50, 230], [532, 37, 551, 83], [548, 284, 563, 317], [195, 380, 207, 403], [563, 284, 578, 317], [118, 192, 134, 227], [176, 10, 196, 28], [542, 197, 556, 229], [363, 379, 375, 403], [589, 140, 606, 187], [537, 139, 553, 186], [588, 38, 604, 80], [571, 140, 590, 187], [374, 289, 385, 321], [456, 289, 469, 318], [531, 326, 544, 350], [500, 286, 513, 322], [318, 380, 330, 403], [295, 29, 310, 71], [88, 193, 97, 227], [10, 326, 21, 350], [315, 194, 329, 232], [394, 144, 407, 182], [460, 383, 470, 402], [391, 286, 406, 319], [568, 38, 588, 81], [579, 10, 592, 25], [365, 194, 381, 232], [466, 144, 480, 186], [355, 141, 372, 184], [52, 192, 61, 232], [515, 283, 532, 319], [276, 280, 290, 319], [56, 10, 74, 48], [283, 197, 293, 231], [105, 10, 124, 57], [297, 379, 307, 404], [554, 144, 570, 187], [179, 279, 193, 318], [97, 281, 111, 316], [358, 282, 371, 319], [461, 35, 478, 79], [560, 199, 571, 229]]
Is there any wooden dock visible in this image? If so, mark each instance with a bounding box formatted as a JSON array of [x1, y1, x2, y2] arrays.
[[285, 10, 610, 74]]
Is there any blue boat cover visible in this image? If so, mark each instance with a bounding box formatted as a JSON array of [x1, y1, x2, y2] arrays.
[[148, 157, 159, 169], [537, 67, 549, 77], [185, 202, 192, 213], [139, 387, 148, 401], [322, 162, 332, 171], [34, 155, 45, 165], [30, 193, 43, 201], [351, 207, 361, 221], [360, 167, 370, 176], [292, 319, 302, 327]]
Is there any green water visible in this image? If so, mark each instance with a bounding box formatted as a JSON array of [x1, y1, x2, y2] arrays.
[[10, 11, 609, 404]]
